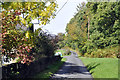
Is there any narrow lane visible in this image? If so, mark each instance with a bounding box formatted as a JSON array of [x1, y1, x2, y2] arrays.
[[51, 51, 93, 80]]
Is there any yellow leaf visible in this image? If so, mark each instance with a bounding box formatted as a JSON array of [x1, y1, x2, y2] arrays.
[[26, 31, 30, 38]]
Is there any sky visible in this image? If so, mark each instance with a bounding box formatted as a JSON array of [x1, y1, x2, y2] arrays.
[[34, 0, 87, 35]]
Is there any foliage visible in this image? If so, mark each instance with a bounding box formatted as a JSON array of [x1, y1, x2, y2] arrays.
[[87, 2, 120, 49], [1, 11, 34, 64], [2, 56, 62, 78], [33, 30, 58, 60], [64, 2, 88, 52], [83, 2, 120, 57], [57, 33, 66, 49], [85, 46, 119, 58], [1, 1, 58, 64], [61, 2, 120, 58], [2, 2, 58, 25]]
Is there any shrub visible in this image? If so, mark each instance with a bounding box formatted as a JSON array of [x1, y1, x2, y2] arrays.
[[81, 40, 97, 54], [33, 31, 58, 60], [84, 46, 119, 58]]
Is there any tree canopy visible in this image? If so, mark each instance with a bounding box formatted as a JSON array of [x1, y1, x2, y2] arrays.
[[1, 1, 58, 64], [60, 2, 120, 58]]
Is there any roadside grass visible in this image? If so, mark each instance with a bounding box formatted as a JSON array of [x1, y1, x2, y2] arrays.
[[79, 57, 118, 78], [33, 57, 67, 79]]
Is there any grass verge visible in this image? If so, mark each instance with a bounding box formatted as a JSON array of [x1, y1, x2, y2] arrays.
[[33, 57, 67, 79], [79, 57, 118, 78]]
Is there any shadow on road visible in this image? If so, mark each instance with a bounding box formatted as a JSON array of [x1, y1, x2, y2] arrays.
[[51, 51, 95, 79], [86, 63, 100, 74], [51, 61, 94, 80], [55, 61, 94, 75]]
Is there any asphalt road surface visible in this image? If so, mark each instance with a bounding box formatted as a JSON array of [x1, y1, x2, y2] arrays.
[[51, 51, 93, 80]]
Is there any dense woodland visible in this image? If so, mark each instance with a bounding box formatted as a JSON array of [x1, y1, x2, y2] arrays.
[[58, 2, 120, 58]]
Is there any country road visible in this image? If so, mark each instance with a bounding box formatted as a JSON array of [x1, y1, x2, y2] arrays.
[[51, 51, 93, 80]]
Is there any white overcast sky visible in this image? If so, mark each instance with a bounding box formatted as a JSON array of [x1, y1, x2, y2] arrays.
[[34, 0, 87, 35]]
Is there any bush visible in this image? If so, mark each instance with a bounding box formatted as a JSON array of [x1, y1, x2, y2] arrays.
[[33, 32, 58, 60], [83, 46, 119, 58], [81, 40, 97, 54], [2, 56, 61, 78]]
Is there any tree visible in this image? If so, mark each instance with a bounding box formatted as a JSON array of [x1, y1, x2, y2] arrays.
[[65, 2, 88, 51], [57, 33, 66, 48], [64, 2, 120, 56], [1, 1, 58, 64], [81, 2, 120, 55], [87, 2, 120, 48]]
